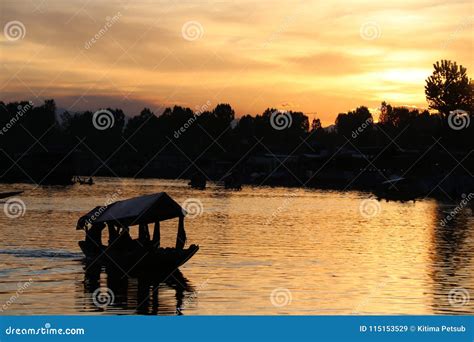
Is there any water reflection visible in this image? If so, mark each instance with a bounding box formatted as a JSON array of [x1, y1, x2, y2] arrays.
[[429, 203, 474, 314], [82, 263, 194, 315], [0, 178, 472, 315]]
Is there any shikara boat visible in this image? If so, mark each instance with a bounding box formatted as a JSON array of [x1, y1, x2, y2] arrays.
[[72, 176, 94, 185], [222, 171, 242, 190], [188, 173, 206, 190], [374, 177, 425, 202], [76, 192, 199, 274]]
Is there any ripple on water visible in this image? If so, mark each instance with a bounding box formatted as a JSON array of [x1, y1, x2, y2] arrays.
[[0, 178, 473, 315]]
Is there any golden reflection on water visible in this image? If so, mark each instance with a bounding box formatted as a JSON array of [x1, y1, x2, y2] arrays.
[[0, 178, 472, 315]]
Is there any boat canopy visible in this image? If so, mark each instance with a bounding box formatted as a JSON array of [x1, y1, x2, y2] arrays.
[[76, 192, 185, 230]]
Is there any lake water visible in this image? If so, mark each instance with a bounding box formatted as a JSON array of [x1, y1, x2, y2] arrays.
[[0, 178, 473, 315]]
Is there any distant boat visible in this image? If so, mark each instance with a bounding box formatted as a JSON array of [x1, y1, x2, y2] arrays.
[[0, 191, 23, 199], [76, 192, 199, 274], [188, 173, 206, 190], [222, 171, 242, 190], [374, 176, 424, 201], [72, 176, 94, 185]]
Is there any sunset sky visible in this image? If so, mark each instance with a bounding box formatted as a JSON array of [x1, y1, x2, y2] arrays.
[[1, 0, 473, 125]]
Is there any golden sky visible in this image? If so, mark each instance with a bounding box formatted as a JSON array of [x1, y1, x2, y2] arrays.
[[1, 0, 473, 125]]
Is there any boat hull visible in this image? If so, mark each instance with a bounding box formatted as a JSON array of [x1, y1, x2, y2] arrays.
[[79, 241, 199, 274], [0, 191, 23, 200]]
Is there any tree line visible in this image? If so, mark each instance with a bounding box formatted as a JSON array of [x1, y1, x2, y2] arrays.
[[0, 60, 472, 177]]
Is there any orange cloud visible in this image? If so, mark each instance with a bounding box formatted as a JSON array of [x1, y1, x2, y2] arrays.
[[1, 0, 472, 126]]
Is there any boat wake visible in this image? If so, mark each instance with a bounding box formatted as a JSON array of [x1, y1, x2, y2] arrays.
[[0, 249, 82, 259]]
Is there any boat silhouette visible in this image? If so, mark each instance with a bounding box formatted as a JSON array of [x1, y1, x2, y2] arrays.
[[76, 192, 199, 275], [188, 173, 206, 190], [0, 190, 23, 199]]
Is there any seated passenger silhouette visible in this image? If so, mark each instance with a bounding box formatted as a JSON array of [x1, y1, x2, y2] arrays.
[[86, 222, 105, 251], [138, 223, 151, 246]]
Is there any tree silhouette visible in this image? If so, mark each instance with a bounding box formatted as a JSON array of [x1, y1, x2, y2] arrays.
[[425, 60, 472, 116], [335, 106, 372, 139], [311, 118, 322, 132]]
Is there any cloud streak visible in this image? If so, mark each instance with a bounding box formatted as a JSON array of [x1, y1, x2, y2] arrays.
[[1, 0, 472, 125]]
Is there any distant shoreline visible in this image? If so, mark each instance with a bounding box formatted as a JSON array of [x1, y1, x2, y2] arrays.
[[1, 174, 471, 203]]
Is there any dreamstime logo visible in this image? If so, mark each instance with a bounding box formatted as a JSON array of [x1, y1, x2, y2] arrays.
[[92, 109, 114, 130], [265, 190, 299, 225], [442, 16, 474, 49], [105, 189, 122, 206], [270, 110, 292, 130], [176, 279, 209, 314], [440, 193, 473, 227], [181, 21, 204, 41], [359, 199, 381, 218], [262, 6, 303, 48], [17, 102, 33, 115], [352, 279, 390, 314], [0, 101, 33, 136], [270, 288, 292, 307], [92, 287, 114, 308], [0, 279, 33, 312], [3, 21, 26, 41], [181, 198, 203, 219], [174, 100, 211, 139], [448, 288, 470, 307], [359, 21, 381, 41], [3, 198, 26, 218], [352, 117, 373, 139], [447, 109, 470, 130], [84, 12, 122, 49], [84, 189, 122, 227]]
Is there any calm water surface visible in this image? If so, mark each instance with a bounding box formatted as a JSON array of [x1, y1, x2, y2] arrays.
[[0, 178, 473, 315]]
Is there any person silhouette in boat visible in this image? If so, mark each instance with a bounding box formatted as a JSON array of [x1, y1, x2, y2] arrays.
[[106, 222, 133, 250], [138, 223, 151, 246], [86, 222, 105, 251], [107, 222, 120, 245], [116, 225, 134, 250]]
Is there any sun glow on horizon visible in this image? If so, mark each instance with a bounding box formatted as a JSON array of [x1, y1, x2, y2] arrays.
[[1, 0, 472, 126]]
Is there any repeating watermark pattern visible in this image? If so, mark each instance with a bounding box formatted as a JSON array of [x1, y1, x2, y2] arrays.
[[352, 117, 373, 139], [105, 189, 122, 206], [174, 100, 211, 139], [92, 287, 115, 308], [262, 6, 304, 48], [84, 12, 122, 49], [0, 279, 33, 312], [440, 193, 473, 227], [3, 197, 26, 218], [352, 280, 389, 314], [442, 16, 474, 49], [83, 189, 122, 227], [181, 198, 204, 219], [176, 278, 209, 314], [270, 110, 292, 130], [359, 21, 381, 41], [181, 21, 204, 41], [447, 109, 470, 130], [270, 288, 292, 307], [0, 101, 33, 136], [448, 287, 470, 307], [3, 20, 26, 41], [359, 198, 381, 218], [92, 109, 115, 130], [265, 190, 299, 225]]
